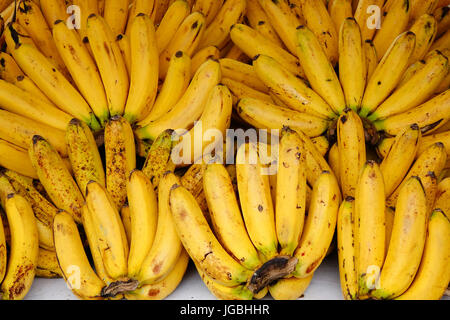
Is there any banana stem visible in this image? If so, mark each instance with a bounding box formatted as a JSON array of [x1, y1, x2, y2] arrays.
[[101, 279, 139, 298]]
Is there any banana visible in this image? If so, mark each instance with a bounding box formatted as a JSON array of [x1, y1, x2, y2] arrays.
[[372, 0, 411, 59], [87, 14, 129, 117], [253, 55, 336, 119], [409, 0, 440, 25], [359, 31, 416, 118], [53, 20, 110, 126], [276, 127, 307, 256], [311, 135, 330, 157], [36, 248, 63, 278], [329, 0, 353, 33], [219, 58, 267, 92], [181, 164, 210, 218], [192, 0, 223, 26], [230, 24, 304, 78], [0, 199, 5, 283], [155, 0, 190, 54], [104, 116, 136, 210], [203, 164, 261, 270], [153, 0, 172, 24], [0, 0, 13, 13], [374, 89, 450, 136], [127, 249, 189, 300], [137, 172, 183, 285], [434, 5, 450, 38], [120, 204, 132, 244], [245, 0, 283, 47], [40, 0, 68, 28], [9, 42, 100, 130], [72, 0, 99, 43], [16, 0, 69, 78], [123, 13, 158, 123], [408, 14, 437, 65], [0, 109, 67, 156], [138, 51, 191, 126], [135, 59, 220, 141], [435, 178, 450, 219], [369, 50, 448, 121], [380, 124, 421, 197], [328, 143, 340, 184], [170, 184, 252, 286], [268, 275, 313, 300], [354, 0, 384, 41], [296, 25, 346, 114], [396, 209, 450, 300], [236, 97, 330, 138], [29, 135, 84, 223], [103, 0, 129, 36], [385, 206, 395, 256], [66, 118, 105, 197], [258, 0, 301, 55], [126, 0, 156, 33], [198, 0, 246, 50], [0, 140, 37, 179], [223, 43, 249, 62], [356, 161, 386, 297], [116, 34, 131, 75], [158, 12, 205, 79], [293, 171, 341, 278], [337, 197, 358, 300], [386, 142, 447, 209], [53, 210, 105, 300], [0, 51, 24, 81], [142, 130, 174, 190], [191, 46, 220, 77], [339, 18, 367, 111], [371, 177, 427, 300], [0, 193, 39, 300], [430, 29, 450, 52], [0, 173, 15, 208], [222, 77, 273, 105], [337, 108, 366, 197], [300, 0, 339, 66], [364, 40, 378, 81], [126, 170, 158, 278], [86, 181, 129, 280]]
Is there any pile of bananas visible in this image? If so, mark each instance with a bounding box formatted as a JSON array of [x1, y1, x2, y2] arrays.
[[0, 0, 448, 300]]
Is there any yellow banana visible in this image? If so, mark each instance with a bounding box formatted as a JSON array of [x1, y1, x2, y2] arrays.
[[246, 0, 284, 47], [384, 206, 395, 256], [293, 171, 341, 278], [253, 54, 336, 119], [180, 164, 210, 218], [222, 77, 273, 105], [0, 198, 5, 283], [72, 0, 99, 44], [198, 0, 246, 50], [396, 209, 450, 300], [356, 161, 386, 297], [369, 50, 448, 121], [138, 51, 191, 126], [170, 184, 252, 286], [66, 118, 105, 196], [364, 39, 378, 81], [86, 181, 129, 281], [137, 172, 183, 285], [155, 0, 190, 54], [29, 135, 84, 223], [123, 13, 159, 123], [339, 18, 367, 111], [203, 164, 261, 270], [380, 124, 421, 197], [435, 178, 450, 219], [230, 24, 304, 78], [158, 12, 205, 79], [300, 0, 339, 66], [53, 20, 110, 125], [116, 34, 131, 75], [87, 14, 129, 117], [374, 89, 450, 136], [296, 25, 346, 114], [120, 204, 132, 244], [360, 31, 416, 118], [408, 14, 437, 65], [126, 0, 156, 34], [329, 0, 353, 33], [103, 0, 129, 36], [311, 135, 330, 157], [135, 59, 220, 141], [0, 51, 24, 81], [219, 57, 267, 92], [337, 108, 366, 197], [0, 109, 67, 156], [9, 42, 100, 130], [409, 0, 440, 25], [430, 29, 450, 52], [328, 142, 340, 184], [36, 248, 63, 278], [276, 127, 307, 256], [236, 97, 330, 138], [337, 197, 358, 300], [354, 0, 384, 41], [104, 116, 136, 210], [40, 0, 68, 28], [53, 210, 105, 300], [269, 275, 313, 300], [126, 170, 158, 278], [190, 46, 220, 78], [371, 177, 427, 300], [127, 249, 189, 300], [373, 0, 411, 59], [0, 140, 37, 179], [1, 193, 39, 300], [434, 5, 450, 38]]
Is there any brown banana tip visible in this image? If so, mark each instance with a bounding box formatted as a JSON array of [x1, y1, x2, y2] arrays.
[[69, 118, 81, 125], [6, 193, 14, 199], [170, 184, 180, 191], [296, 25, 306, 30], [16, 75, 24, 81], [435, 142, 445, 148], [365, 39, 374, 45], [410, 123, 419, 130], [116, 34, 123, 41], [426, 171, 437, 179], [54, 20, 63, 25], [253, 54, 261, 61], [110, 115, 121, 121], [406, 31, 415, 37], [389, 206, 396, 211], [88, 13, 97, 19], [175, 51, 183, 58], [343, 107, 352, 113], [366, 159, 376, 166], [322, 170, 330, 174], [346, 17, 357, 21], [162, 170, 173, 177], [129, 168, 139, 179], [32, 135, 44, 144], [136, 13, 145, 17], [83, 37, 89, 43], [345, 196, 355, 202]]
